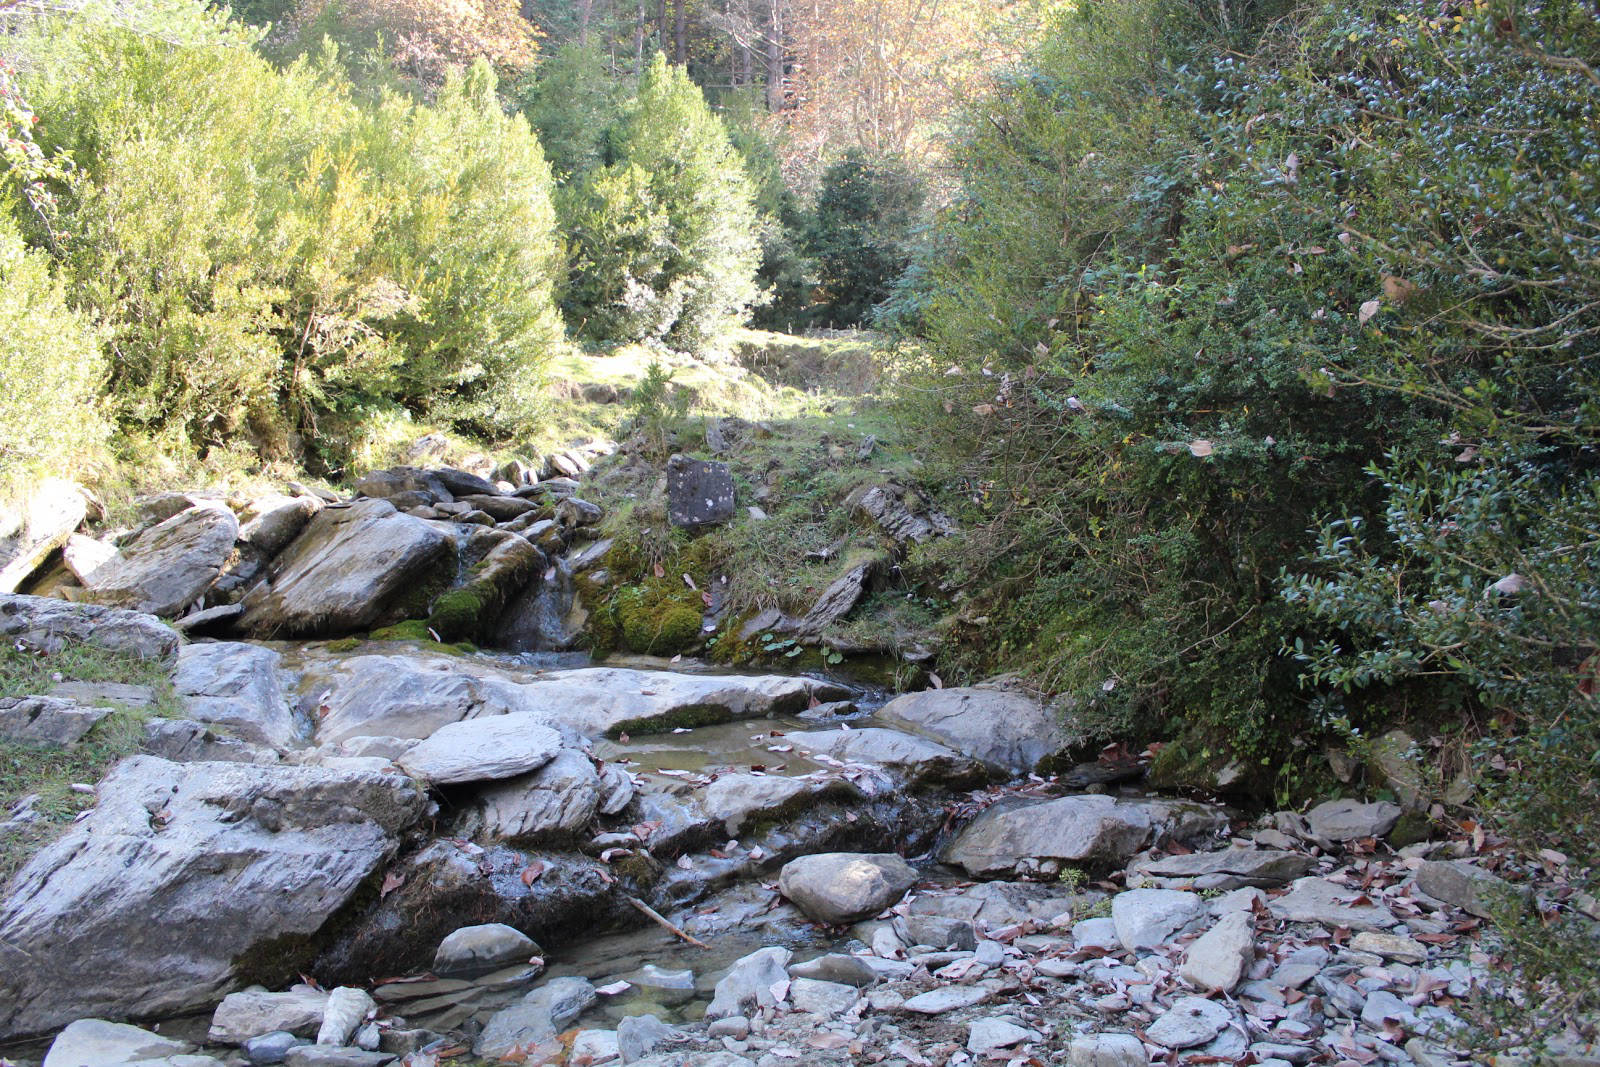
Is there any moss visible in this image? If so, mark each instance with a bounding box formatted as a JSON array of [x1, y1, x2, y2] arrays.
[[1389, 810, 1434, 848], [613, 584, 704, 655], [604, 702, 731, 739], [369, 619, 477, 655], [427, 585, 492, 643], [323, 637, 362, 653]]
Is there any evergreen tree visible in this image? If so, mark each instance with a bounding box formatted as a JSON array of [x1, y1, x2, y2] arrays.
[[807, 147, 922, 326]]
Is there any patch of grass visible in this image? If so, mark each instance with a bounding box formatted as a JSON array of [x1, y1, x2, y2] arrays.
[[0, 642, 181, 884]]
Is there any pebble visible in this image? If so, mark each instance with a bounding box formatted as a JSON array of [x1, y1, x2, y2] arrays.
[[1145, 997, 1233, 1049], [900, 987, 989, 1015]]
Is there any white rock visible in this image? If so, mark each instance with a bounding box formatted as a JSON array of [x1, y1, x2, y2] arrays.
[[43, 1019, 192, 1067], [900, 986, 989, 1015], [788, 978, 860, 1019], [396, 714, 562, 785], [1073, 917, 1122, 952], [209, 989, 330, 1044], [1112, 888, 1204, 951], [967, 1017, 1039, 1054], [1144, 997, 1233, 1049], [572, 1029, 621, 1064], [1179, 911, 1255, 992], [315, 987, 373, 1046], [1068, 1032, 1146, 1067], [706, 947, 793, 1020]]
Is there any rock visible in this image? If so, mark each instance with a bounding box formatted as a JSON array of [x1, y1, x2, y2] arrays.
[[239, 499, 454, 637], [789, 978, 860, 1018], [875, 684, 1075, 775], [788, 954, 879, 987], [283, 1049, 393, 1067], [1370, 730, 1427, 811], [433, 467, 501, 498], [706, 947, 793, 1019], [86, 503, 239, 617], [1350, 931, 1428, 963], [0, 695, 112, 745], [433, 923, 541, 979], [901, 914, 977, 951], [847, 484, 953, 545], [353, 467, 452, 504], [240, 496, 324, 556], [1360, 990, 1418, 1029], [62, 533, 118, 584], [555, 497, 604, 529], [0, 478, 88, 593], [795, 558, 880, 637], [457, 494, 539, 522], [316, 987, 374, 1047], [396, 714, 562, 786], [1415, 859, 1514, 919], [478, 748, 602, 841], [701, 772, 858, 836], [0, 757, 422, 1039], [1146, 997, 1232, 1049], [42, 1019, 192, 1067], [244, 1031, 308, 1065], [617, 1013, 678, 1062], [787, 727, 985, 787], [475, 977, 597, 1059], [571, 1030, 621, 1065], [1073, 916, 1122, 952], [1267, 876, 1398, 930], [779, 853, 917, 924], [0, 593, 180, 662], [1113, 888, 1204, 951], [666, 455, 735, 528], [901, 986, 989, 1014], [1130, 847, 1313, 888], [629, 1055, 753, 1067], [427, 532, 543, 642], [942, 795, 1226, 876], [141, 718, 281, 765], [967, 1017, 1039, 1055], [173, 642, 298, 748], [1179, 911, 1254, 992], [1305, 798, 1402, 842], [172, 603, 246, 636], [493, 557, 587, 652], [1068, 1033, 1147, 1067]]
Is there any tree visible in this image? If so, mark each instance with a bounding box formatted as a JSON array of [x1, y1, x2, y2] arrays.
[[561, 53, 761, 348], [807, 147, 921, 325]]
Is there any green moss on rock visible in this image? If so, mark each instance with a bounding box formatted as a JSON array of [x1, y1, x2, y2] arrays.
[[427, 586, 492, 642], [369, 619, 477, 655], [613, 584, 704, 655]]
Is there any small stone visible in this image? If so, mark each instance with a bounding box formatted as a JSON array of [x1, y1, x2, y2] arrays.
[[1068, 1032, 1146, 1067], [617, 1013, 678, 1062], [1360, 990, 1418, 1030], [706, 947, 793, 1020], [1073, 917, 1122, 952], [434, 923, 541, 979], [1350, 931, 1428, 964], [1415, 859, 1514, 919], [788, 979, 859, 1019], [283, 1049, 394, 1067], [966, 1017, 1039, 1055], [316, 987, 374, 1047], [787, 954, 878, 987], [974, 940, 1005, 968], [210, 990, 330, 1045], [1144, 997, 1233, 1049], [245, 1031, 307, 1066], [1179, 911, 1255, 992], [1268, 877, 1398, 930], [900, 986, 989, 1015], [708, 1017, 751, 1040], [779, 853, 918, 925], [572, 1030, 622, 1064], [1306, 798, 1402, 842], [1112, 888, 1204, 951]]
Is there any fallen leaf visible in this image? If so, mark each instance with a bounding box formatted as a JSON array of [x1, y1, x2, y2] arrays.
[[929, 672, 943, 689], [596, 980, 631, 996], [1188, 439, 1214, 457], [653, 562, 665, 579], [683, 574, 697, 590], [521, 861, 545, 886], [972, 404, 997, 416], [380, 871, 405, 898], [1359, 298, 1381, 325]]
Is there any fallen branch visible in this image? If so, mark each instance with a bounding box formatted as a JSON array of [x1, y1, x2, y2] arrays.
[[626, 894, 709, 949]]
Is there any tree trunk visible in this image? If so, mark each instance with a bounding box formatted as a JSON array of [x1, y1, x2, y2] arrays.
[[764, 0, 784, 110], [674, 0, 688, 63]]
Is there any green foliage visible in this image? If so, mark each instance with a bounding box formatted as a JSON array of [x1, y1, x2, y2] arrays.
[[0, 216, 107, 497], [15, 9, 563, 470], [518, 44, 621, 181], [556, 54, 762, 349], [613, 583, 704, 654], [807, 148, 923, 327]]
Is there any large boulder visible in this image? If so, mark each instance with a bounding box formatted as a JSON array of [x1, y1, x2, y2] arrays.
[[666, 456, 735, 529], [238, 499, 454, 637], [0, 756, 423, 1039], [395, 714, 563, 786], [0, 478, 88, 593], [41, 1018, 191, 1067], [0, 594, 179, 662], [424, 530, 542, 642], [239, 495, 324, 557], [85, 503, 239, 617], [876, 684, 1076, 776], [173, 642, 299, 748], [941, 795, 1227, 877], [779, 852, 917, 924], [493, 559, 588, 652], [477, 749, 602, 841], [0, 694, 112, 746]]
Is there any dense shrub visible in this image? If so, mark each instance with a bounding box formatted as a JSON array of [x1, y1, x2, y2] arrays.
[[16, 5, 564, 467]]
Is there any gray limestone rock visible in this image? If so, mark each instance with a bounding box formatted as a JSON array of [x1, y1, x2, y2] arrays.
[[1068, 1033, 1147, 1067], [943, 795, 1226, 876], [240, 495, 324, 557], [433, 923, 541, 979], [1267, 876, 1399, 930], [477, 748, 602, 841], [1306, 798, 1402, 842], [705, 947, 793, 1020], [617, 1013, 679, 1062], [474, 977, 597, 1060], [315, 987, 374, 1047], [174, 642, 298, 748], [209, 989, 331, 1045], [875, 684, 1076, 775], [786, 726, 987, 787], [779, 852, 917, 925], [42, 1019, 192, 1067], [0, 479, 88, 594], [1112, 888, 1204, 951], [395, 714, 562, 786], [1145, 997, 1233, 1049], [86, 502, 239, 617], [0, 593, 180, 662], [1415, 859, 1516, 919], [0, 695, 112, 746], [1179, 910, 1255, 992]]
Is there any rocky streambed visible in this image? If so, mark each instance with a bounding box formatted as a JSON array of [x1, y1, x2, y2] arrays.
[[0, 592, 1542, 1067]]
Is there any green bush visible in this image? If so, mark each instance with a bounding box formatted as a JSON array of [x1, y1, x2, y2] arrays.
[[16, 5, 564, 467], [807, 148, 923, 327]]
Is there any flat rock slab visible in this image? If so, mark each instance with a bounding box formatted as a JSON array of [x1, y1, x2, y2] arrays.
[[239, 498, 454, 637], [942, 794, 1227, 876], [0, 594, 179, 662], [395, 714, 562, 785], [475, 977, 597, 1060], [780, 852, 918, 925], [1146, 997, 1233, 1049], [786, 727, 987, 786], [1132, 847, 1314, 888], [87, 503, 239, 617], [0, 757, 422, 1040], [0, 695, 111, 746], [209, 988, 329, 1044], [1415, 859, 1513, 919], [901, 986, 990, 1015], [0, 478, 88, 594], [174, 642, 298, 748], [477, 748, 602, 841], [42, 1018, 191, 1067], [1113, 888, 1204, 951], [1267, 876, 1399, 931], [666, 455, 735, 528], [1307, 798, 1402, 842], [875, 685, 1075, 775]]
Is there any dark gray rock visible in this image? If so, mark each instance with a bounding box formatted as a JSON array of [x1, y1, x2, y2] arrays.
[[244, 1030, 309, 1065], [352, 467, 452, 505], [1306, 798, 1402, 842], [433, 467, 501, 498], [433, 923, 541, 979], [666, 456, 735, 528], [876, 684, 1076, 776]]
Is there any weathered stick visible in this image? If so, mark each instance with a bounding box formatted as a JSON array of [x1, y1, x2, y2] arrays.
[[626, 894, 709, 949]]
